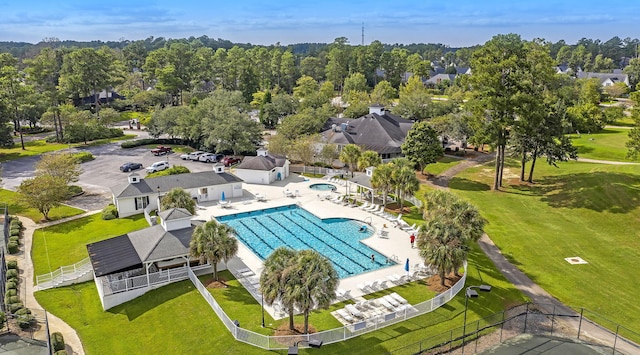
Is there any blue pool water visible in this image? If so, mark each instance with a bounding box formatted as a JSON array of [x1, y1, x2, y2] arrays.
[[309, 183, 337, 191], [217, 205, 393, 278]]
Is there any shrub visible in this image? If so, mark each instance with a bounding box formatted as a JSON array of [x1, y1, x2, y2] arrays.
[[5, 289, 16, 298], [51, 331, 65, 352], [72, 151, 95, 163], [68, 185, 83, 196], [5, 281, 16, 290], [6, 260, 17, 269], [101, 205, 118, 220], [120, 138, 182, 149], [10, 218, 22, 229], [9, 236, 19, 245], [55, 351, 68, 355], [6, 295, 20, 304], [8, 302, 23, 313], [146, 165, 190, 178], [10, 228, 20, 237], [15, 308, 31, 316], [17, 313, 34, 330], [7, 241, 18, 254], [0, 312, 5, 328], [6, 269, 18, 279]]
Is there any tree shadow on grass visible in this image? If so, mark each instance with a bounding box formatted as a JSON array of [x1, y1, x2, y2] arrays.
[[110, 280, 194, 321], [449, 177, 491, 191], [574, 145, 595, 155], [513, 171, 640, 213]]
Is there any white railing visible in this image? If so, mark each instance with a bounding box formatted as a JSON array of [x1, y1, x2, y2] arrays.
[[35, 257, 93, 290], [187, 263, 467, 350], [102, 264, 211, 296]]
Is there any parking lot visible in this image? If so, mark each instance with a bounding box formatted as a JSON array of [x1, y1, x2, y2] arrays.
[[1, 140, 231, 211]]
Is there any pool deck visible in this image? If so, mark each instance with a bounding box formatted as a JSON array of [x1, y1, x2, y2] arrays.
[[193, 174, 425, 320]]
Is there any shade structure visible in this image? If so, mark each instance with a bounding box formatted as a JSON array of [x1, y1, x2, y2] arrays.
[[221, 191, 225, 201]]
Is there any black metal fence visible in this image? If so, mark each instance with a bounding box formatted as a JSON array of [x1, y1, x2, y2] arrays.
[[388, 303, 640, 355]]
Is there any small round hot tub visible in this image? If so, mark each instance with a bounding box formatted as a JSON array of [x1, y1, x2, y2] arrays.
[[309, 183, 337, 191]]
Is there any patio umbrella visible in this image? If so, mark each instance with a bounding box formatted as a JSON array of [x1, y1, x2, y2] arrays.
[[221, 191, 225, 201], [405, 258, 410, 275]]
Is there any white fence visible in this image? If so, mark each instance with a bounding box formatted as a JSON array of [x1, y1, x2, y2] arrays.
[[102, 265, 211, 296], [35, 257, 93, 290], [187, 263, 467, 350]]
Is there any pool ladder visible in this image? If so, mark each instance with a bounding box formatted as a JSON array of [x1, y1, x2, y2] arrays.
[[364, 217, 372, 226]]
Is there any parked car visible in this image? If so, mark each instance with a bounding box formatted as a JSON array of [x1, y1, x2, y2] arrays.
[[198, 153, 224, 163], [180, 151, 205, 160], [120, 162, 143, 172], [222, 156, 242, 167], [146, 161, 169, 173], [151, 146, 172, 156]]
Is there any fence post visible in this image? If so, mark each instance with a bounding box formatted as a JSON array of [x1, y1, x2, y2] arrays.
[[523, 303, 529, 333], [612, 325, 619, 355], [500, 309, 505, 342], [551, 304, 555, 336], [577, 308, 584, 340]]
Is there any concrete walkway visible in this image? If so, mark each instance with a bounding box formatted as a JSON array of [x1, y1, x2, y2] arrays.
[[16, 211, 100, 355]]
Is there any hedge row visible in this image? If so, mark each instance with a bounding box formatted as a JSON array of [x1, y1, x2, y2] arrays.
[[120, 138, 183, 149], [72, 152, 95, 163]]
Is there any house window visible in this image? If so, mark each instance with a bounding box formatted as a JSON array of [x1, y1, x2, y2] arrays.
[[135, 196, 149, 210], [199, 188, 208, 196]]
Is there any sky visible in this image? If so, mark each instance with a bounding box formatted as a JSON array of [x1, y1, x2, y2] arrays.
[[1, 0, 639, 47]]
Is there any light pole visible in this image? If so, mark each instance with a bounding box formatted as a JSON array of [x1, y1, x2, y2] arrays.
[[261, 294, 265, 328], [462, 284, 491, 355]]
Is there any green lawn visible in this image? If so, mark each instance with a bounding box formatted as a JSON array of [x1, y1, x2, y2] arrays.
[[32, 214, 148, 276], [0, 140, 76, 162], [450, 160, 640, 331], [612, 117, 635, 127], [423, 156, 464, 176], [569, 128, 636, 162], [35, 244, 525, 354], [0, 189, 83, 223], [35, 281, 273, 355]]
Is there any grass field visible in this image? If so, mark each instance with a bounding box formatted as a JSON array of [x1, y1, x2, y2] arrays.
[[36, 246, 526, 354], [32, 214, 148, 276], [450, 160, 640, 331], [0, 140, 76, 162], [423, 156, 464, 176], [569, 128, 636, 162], [0, 189, 83, 223]]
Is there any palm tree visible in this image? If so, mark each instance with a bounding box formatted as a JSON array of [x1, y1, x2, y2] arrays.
[[370, 162, 394, 206], [393, 165, 419, 211], [423, 190, 486, 244], [417, 218, 464, 286], [260, 247, 298, 330], [339, 144, 362, 177], [290, 250, 338, 334], [161, 187, 196, 214], [189, 221, 238, 281], [357, 150, 382, 171]]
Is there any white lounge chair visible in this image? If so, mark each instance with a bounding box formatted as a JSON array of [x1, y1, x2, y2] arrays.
[[356, 283, 367, 292], [359, 201, 370, 210], [401, 223, 417, 232], [336, 289, 346, 298], [345, 304, 365, 318], [387, 274, 403, 284], [383, 295, 400, 307], [376, 297, 396, 311], [389, 292, 408, 304], [374, 206, 387, 216], [365, 204, 379, 212], [376, 279, 388, 289], [365, 280, 379, 290], [336, 309, 355, 323], [355, 300, 369, 311]]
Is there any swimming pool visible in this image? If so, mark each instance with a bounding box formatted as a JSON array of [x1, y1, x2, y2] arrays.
[[216, 205, 393, 278], [309, 183, 337, 191]]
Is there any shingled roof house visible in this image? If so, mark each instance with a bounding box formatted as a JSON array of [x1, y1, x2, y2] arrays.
[[321, 105, 414, 160], [87, 208, 214, 309], [576, 71, 630, 87], [233, 148, 290, 185], [110, 164, 243, 218]]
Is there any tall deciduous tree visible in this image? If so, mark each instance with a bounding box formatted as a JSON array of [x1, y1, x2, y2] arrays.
[[36, 153, 82, 185], [0, 55, 30, 149], [189, 220, 238, 282], [401, 121, 443, 175], [393, 75, 432, 120], [18, 175, 69, 220], [468, 33, 530, 190]]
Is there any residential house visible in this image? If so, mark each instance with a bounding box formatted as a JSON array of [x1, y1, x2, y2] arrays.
[[576, 71, 630, 87], [234, 148, 290, 185], [110, 164, 243, 218], [321, 105, 414, 160], [87, 208, 214, 309]]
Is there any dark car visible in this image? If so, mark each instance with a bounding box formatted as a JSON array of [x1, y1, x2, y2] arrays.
[[222, 156, 242, 167], [120, 162, 143, 172], [151, 146, 172, 156]]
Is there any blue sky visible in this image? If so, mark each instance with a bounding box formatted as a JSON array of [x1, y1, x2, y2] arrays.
[[1, 0, 638, 46]]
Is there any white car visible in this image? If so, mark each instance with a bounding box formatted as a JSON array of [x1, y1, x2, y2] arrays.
[[180, 151, 205, 160], [198, 153, 224, 163], [146, 161, 169, 173]]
